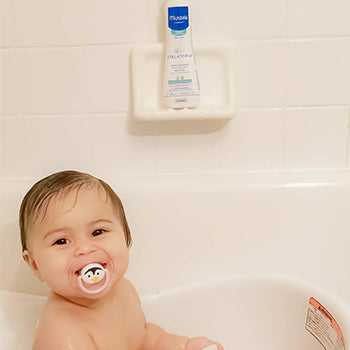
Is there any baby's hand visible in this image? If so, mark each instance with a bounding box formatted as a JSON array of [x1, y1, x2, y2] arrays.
[[185, 337, 224, 350]]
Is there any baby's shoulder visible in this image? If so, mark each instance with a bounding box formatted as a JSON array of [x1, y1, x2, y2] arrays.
[[117, 277, 141, 301], [114, 278, 145, 323]]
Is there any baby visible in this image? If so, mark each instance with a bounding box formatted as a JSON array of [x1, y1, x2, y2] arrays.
[[20, 170, 224, 350]]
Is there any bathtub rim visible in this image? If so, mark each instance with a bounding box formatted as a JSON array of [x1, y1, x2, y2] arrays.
[[141, 272, 350, 340]]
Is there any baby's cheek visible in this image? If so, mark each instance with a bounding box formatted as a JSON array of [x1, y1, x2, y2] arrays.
[[114, 250, 129, 274]]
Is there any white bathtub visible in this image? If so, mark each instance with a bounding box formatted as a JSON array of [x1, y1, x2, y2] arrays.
[[143, 275, 350, 349], [1, 275, 349, 350], [1, 169, 350, 349]]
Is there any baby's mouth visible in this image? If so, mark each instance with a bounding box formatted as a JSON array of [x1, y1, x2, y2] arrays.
[[75, 262, 108, 277], [76, 262, 110, 295]]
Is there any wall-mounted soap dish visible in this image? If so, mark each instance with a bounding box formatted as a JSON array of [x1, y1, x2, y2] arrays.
[[131, 42, 235, 121]]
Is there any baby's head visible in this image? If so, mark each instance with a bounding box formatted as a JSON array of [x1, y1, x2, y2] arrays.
[[20, 170, 131, 253], [19, 170, 132, 298]]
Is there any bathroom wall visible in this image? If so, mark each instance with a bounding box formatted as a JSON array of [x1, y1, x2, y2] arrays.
[[1, 0, 350, 295], [2, 0, 350, 178]]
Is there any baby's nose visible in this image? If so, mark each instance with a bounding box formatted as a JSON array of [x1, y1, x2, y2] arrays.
[[74, 240, 97, 256]]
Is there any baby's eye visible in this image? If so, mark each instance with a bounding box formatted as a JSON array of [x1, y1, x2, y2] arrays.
[[53, 238, 67, 245], [92, 229, 106, 237]]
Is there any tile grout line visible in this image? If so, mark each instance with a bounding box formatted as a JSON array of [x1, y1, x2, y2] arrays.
[[5, 37, 350, 52], [346, 107, 350, 167], [281, 0, 289, 169]]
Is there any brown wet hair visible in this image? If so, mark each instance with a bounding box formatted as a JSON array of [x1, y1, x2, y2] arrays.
[[19, 170, 132, 252]]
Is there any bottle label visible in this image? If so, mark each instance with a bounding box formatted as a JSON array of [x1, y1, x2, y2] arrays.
[[168, 6, 189, 32]]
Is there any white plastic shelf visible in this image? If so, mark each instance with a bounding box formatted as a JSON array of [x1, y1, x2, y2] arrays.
[[131, 42, 235, 121]]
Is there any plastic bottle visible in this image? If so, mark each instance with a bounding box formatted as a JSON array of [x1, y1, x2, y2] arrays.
[[163, 0, 200, 109]]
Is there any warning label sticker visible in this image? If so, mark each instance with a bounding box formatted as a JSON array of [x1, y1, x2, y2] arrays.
[[306, 297, 345, 350]]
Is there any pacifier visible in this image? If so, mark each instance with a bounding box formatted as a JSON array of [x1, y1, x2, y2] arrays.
[[77, 263, 109, 294]]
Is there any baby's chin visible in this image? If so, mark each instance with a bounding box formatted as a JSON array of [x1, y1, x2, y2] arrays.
[[48, 278, 110, 302], [51, 284, 113, 304]]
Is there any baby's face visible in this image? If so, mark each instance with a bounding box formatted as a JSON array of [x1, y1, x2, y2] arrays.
[[25, 186, 129, 300]]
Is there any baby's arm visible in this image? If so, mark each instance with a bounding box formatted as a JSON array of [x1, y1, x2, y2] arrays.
[[142, 323, 223, 350]]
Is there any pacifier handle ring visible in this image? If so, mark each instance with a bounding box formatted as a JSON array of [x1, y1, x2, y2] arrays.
[[78, 269, 110, 295]]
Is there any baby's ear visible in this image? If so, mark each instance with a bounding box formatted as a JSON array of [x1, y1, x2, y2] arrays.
[[22, 250, 44, 282]]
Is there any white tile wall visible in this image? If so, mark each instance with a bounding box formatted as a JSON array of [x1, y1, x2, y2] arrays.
[[154, 121, 224, 174], [221, 109, 284, 171], [237, 40, 285, 108], [191, 0, 287, 41], [287, 0, 350, 37], [86, 114, 155, 176], [1, 46, 131, 115], [10, 48, 84, 115], [286, 39, 350, 106], [0, 116, 25, 177], [1, 114, 155, 178], [12, 0, 81, 47], [0, 50, 16, 114], [1, 0, 350, 177], [80, 0, 151, 45], [1, 115, 91, 177], [0, 0, 13, 48], [79, 46, 131, 113], [232, 0, 287, 39], [284, 107, 348, 168]]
